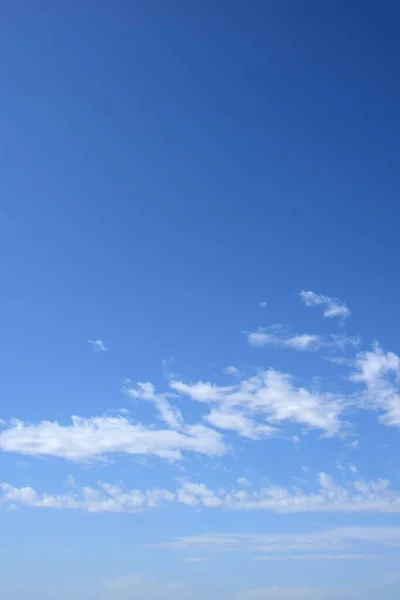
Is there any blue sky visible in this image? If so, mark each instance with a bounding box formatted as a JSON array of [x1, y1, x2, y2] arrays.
[[1, 1, 400, 598]]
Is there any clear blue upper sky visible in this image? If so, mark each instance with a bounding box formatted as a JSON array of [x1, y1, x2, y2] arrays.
[[1, 2, 400, 599]]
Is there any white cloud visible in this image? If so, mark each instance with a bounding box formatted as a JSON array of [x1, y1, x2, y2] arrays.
[[176, 481, 223, 508], [0, 415, 226, 462], [223, 366, 241, 376], [246, 327, 358, 351], [124, 381, 185, 430], [0, 481, 167, 512], [247, 330, 321, 350], [170, 369, 343, 436], [350, 345, 400, 427], [0, 364, 345, 463], [335, 461, 358, 476], [205, 409, 277, 440], [237, 477, 252, 487], [299, 291, 350, 321], [348, 440, 359, 449], [219, 472, 400, 512], [161, 358, 180, 380], [3, 472, 400, 514], [7, 343, 398, 467], [88, 339, 107, 352]]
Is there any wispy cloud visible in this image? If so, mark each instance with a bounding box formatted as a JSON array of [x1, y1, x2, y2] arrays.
[[253, 554, 382, 561], [183, 557, 206, 562], [246, 326, 358, 351], [247, 329, 321, 350], [104, 574, 194, 600], [299, 290, 350, 321], [124, 381, 185, 430], [236, 585, 354, 599], [0, 414, 226, 462], [348, 440, 359, 449], [88, 339, 107, 352], [153, 525, 400, 555], [205, 408, 278, 440]]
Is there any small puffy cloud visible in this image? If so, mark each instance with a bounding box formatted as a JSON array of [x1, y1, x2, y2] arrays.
[[223, 366, 241, 376], [299, 291, 350, 321], [237, 477, 252, 487], [336, 461, 358, 474], [350, 345, 400, 427], [88, 339, 107, 352]]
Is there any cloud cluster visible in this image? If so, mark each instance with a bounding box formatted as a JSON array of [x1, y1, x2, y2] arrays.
[[2, 472, 400, 514], [2, 344, 400, 464], [0, 364, 343, 461], [170, 369, 343, 437]]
